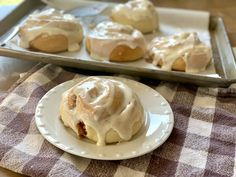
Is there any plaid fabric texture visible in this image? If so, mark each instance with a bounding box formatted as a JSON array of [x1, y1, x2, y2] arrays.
[[0, 63, 235, 177]]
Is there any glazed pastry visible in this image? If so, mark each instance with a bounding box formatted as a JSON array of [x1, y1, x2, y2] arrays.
[[111, 0, 159, 33], [60, 77, 145, 146], [19, 8, 83, 53], [86, 21, 146, 61], [148, 32, 212, 73]]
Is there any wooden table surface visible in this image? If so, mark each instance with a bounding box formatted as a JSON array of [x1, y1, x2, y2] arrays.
[[0, 0, 236, 176]]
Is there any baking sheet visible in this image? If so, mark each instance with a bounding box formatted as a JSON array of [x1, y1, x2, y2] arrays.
[[0, 0, 235, 87], [6, 0, 219, 77]]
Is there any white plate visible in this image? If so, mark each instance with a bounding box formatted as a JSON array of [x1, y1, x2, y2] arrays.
[[35, 76, 174, 160]]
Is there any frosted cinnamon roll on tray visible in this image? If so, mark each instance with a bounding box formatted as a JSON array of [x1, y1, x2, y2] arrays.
[[148, 32, 212, 73], [19, 8, 84, 53], [60, 77, 145, 146], [2, 0, 219, 87], [111, 0, 159, 33], [86, 21, 147, 61]]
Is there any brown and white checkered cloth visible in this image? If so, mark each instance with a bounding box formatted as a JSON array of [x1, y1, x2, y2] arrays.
[[0, 63, 235, 177]]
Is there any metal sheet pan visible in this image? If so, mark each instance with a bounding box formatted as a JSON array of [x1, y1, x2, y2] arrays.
[[0, 0, 235, 87]]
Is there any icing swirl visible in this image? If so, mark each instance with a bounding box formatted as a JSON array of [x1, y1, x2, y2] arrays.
[[19, 8, 83, 52], [111, 0, 159, 33], [60, 77, 144, 146]]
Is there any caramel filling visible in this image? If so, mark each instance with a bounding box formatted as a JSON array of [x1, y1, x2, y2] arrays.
[[77, 121, 87, 137]]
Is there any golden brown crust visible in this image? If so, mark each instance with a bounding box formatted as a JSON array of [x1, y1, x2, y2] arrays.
[[158, 57, 210, 72], [85, 37, 91, 54], [86, 37, 145, 62], [109, 45, 145, 62], [158, 58, 186, 71], [29, 34, 68, 53]]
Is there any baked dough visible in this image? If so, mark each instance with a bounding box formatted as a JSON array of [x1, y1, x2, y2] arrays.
[[111, 0, 159, 33], [148, 32, 212, 73], [86, 21, 146, 61], [60, 77, 144, 146], [19, 9, 83, 53]]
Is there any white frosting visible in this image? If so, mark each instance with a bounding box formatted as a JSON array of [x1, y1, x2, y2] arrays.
[[148, 32, 212, 73], [60, 77, 144, 146], [87, 21, 146, 60], [19, 8, 83, 52], [112, 0, 158, 31]]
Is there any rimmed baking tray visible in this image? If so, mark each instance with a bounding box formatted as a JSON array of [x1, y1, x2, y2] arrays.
[[0, 0, 236, 87]]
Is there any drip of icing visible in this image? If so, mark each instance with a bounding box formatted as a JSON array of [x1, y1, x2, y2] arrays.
[[148, 32, 212, 73], [60, 77, 144, 146], [87, 21, 146, 60], [19, 8, 83, 52]]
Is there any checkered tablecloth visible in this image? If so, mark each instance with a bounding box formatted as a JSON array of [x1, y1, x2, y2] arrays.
[[0, 63, 235, 177]]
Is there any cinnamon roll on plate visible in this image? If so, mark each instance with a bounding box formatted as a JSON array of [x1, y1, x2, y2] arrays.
[[19, 8, 84, 53], [60, 77, 145, 146]]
